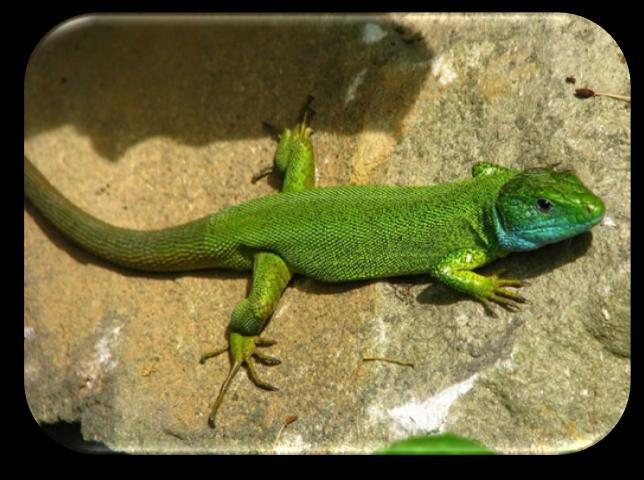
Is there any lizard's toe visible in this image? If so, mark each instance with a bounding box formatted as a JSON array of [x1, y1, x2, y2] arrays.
[[252, 351, 282, 366], [246, 357, 279, 391]]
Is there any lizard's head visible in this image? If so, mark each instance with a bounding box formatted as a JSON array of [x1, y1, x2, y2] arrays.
[[494, 167, 605, 251]]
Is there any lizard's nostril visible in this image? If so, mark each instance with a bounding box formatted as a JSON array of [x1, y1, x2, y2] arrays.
[[585, 197, 605, 219]]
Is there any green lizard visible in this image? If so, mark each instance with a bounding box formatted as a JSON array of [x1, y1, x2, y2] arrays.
[[24, 102, 605, 429]]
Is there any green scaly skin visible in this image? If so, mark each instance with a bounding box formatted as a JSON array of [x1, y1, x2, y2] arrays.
[[24, 103, 605, 429]]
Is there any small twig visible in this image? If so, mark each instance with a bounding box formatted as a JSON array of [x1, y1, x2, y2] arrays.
[[362, 356, 415, 368], [392, 283, 414, 302], [274, 415, 298, 447], [593, 92, 631, 102], [575, 88, 630, 102]]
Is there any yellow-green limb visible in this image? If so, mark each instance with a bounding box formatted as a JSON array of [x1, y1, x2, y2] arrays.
[[204, 99, 317, 428], [431, 247, 527, 312]]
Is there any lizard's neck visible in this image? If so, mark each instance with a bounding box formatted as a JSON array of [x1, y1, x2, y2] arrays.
[[489, 202, 541, 252]]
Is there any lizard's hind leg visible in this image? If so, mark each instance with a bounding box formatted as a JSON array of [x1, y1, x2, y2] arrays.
[[203, 100, 317, 429], [203, 251, 291, 428], [228, 254, 293, 341]]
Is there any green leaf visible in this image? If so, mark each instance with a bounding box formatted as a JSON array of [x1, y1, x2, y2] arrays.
[[375, 433, 495, 455]]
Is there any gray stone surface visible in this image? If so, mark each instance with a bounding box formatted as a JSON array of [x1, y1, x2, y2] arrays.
[[24, 13, 630, 454]]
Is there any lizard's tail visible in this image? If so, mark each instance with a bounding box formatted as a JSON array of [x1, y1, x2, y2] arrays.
[[24, 156, 222, 272]]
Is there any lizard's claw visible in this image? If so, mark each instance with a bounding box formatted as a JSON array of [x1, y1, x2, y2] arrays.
[[251, 165, 274, 184], [201, 332, 280, 429], [482, 270, 528, 313]]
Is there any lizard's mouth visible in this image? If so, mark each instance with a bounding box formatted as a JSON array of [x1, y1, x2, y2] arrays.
[[493, 202, 604, 251], [517, 214, 604, 243]]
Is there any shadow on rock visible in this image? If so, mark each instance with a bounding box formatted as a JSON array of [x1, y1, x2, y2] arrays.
[[26, 16, 433, 161]]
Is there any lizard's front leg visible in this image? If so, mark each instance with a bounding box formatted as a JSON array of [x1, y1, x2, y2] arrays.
[[432, 247, 527, 312]]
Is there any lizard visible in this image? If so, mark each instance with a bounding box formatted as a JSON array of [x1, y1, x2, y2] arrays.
[[24, 100, 605, 429]]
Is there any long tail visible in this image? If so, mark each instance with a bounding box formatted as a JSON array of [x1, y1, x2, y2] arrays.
[[24, 156, 219, 272]]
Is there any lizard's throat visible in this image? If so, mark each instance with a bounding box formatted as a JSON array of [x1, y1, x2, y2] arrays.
[[491, 205, 541, 251], [492, 205, 601, 252]]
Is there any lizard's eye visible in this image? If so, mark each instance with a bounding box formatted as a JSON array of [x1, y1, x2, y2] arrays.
[[536, 198, 553, 213]]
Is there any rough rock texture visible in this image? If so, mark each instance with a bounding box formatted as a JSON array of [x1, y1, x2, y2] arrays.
[[24, 14, 630, 454]]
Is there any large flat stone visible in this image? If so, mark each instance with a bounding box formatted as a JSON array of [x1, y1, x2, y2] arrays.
[[24, 13, 629, 453]]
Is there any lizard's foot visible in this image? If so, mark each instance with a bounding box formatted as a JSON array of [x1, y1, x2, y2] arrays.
[[253, 96, 315, 185], [200, 332, 280, 429], [479, 268, 528, 314]]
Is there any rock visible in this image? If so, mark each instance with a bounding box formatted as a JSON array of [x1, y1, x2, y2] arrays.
[[24, 13, 629, 453]]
